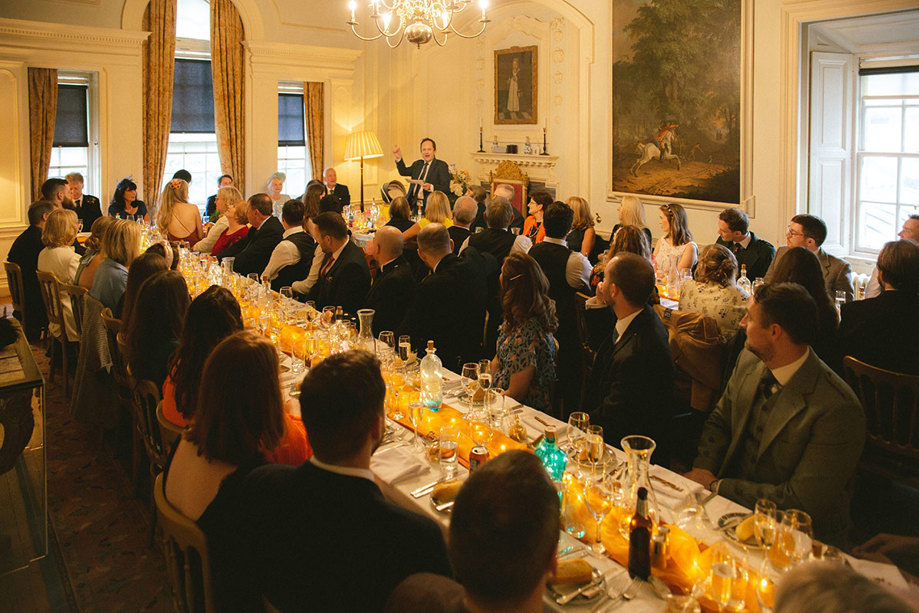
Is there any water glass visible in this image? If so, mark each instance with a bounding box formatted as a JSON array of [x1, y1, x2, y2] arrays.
[[439, 425, 460, 479], [560, 472, 585, 538], [378, 331, 395, 350], [582, 473, 614, 553], [468, 408, 494, 448], [487, 387, 506, 427]]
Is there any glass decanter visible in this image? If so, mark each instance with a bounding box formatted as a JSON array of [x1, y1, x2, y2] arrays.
[[618, 435, 660, 537], [356, 308, 376, 353]]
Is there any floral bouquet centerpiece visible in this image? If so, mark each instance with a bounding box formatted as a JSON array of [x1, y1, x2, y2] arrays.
[[448, 165, 472, 204]]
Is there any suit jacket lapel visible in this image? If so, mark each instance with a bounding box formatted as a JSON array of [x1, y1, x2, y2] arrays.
[[719, 355, 764, 476], [610, 308, 646, 358], [755, 351, 819, 462], [817, 248, 832, 277]]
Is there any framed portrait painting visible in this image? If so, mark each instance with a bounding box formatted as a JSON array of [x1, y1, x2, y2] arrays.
[[495, 46, 537, 125], [609, 0, 753, 210]]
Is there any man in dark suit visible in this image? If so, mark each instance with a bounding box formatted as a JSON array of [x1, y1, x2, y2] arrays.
[[399, 223, 487, 371], [324, 167, 350, 210], [765, 214, 855, 301], [205, 174, 233, 222], [309, 211, 371, 316], [449, 195, 476, 255], [529, 202, 591, 416], [839, 239, 919, 375], [715, 207, 775, 281], [364, 226, 415, 334], [393, 137, 451, 213], [7, 201, 53, 342], [66, 172, 102, 230], [687, 283, 864, 543], [467, 184, 489, 232], [237, 351, 452, 612], [583, 253, 675, 451], [219, 193, 284, 276], [493, 183, 525, 232]]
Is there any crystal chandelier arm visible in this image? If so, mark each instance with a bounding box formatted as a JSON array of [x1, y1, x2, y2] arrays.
[[431, 27, 448, 47], [348, 22, 388, 41]]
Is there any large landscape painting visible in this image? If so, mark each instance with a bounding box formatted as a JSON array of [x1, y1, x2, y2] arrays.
[[611, 0, 742, 204]]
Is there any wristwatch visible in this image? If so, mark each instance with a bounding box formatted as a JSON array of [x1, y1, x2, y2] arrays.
[[709, 479, 722, 494]]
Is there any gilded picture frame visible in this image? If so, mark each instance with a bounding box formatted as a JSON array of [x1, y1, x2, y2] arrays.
[[495, 45, 538, 125]]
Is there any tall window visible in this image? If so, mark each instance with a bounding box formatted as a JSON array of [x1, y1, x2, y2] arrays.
[[855, 68, 919, 252], [50, 76, 91, 190], [277, 84, 312, 197]]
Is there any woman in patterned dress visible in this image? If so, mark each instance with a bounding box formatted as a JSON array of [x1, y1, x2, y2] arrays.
[[678, 243, 749, 335]]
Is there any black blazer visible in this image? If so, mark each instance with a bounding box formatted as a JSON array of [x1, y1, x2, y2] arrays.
[[398, 253, 487, 370], [448, 225, 471, 256], [224, 216, 284, 277], [839, 290, 919, 375], [309, 240, 371, 316], [7, 225, 47, 340], [395, 157, 451, 211], [584, 305, 675, 450], [330, 183, 351, 209], [715, 231, 776, 281], [237, 462, 452, 613], [365, 255, 415, 335], [73, 194, 102, 229]]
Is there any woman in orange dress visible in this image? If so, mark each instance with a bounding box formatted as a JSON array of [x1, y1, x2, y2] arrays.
[[522, 190, 553, 244]]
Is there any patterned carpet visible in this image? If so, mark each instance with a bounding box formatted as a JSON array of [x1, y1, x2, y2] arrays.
[[30, 342, 173, 612]]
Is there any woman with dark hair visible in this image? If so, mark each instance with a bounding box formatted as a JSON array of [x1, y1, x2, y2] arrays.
[[590, 224, 652, 293], [679, 244, 749, 335], [490, 252, 558, 412], [654, 202, 697, 271], [768, 246, 841, 371], [385, 196, 415, 232], [163, 331, 305, 612], [123, 269, 190, 389], [108, 178, 149, 223], [117, 251, 169, 320]]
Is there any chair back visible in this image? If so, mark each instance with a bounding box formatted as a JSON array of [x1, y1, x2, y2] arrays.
[[573, 292, 596, 408], [154, 473, 215, 613], [36, 271, 66, 339], [100, 307, 130, 389], [4, 261, 26, 330], [132, 379, 168, 473], [489, 160, 529, 214], [62, 284, 88, 339], [843, 356, 919, 486], [156, 402, 184, 452]]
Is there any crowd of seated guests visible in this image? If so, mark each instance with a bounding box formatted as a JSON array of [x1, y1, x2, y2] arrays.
[[678, 243, 749, 335]]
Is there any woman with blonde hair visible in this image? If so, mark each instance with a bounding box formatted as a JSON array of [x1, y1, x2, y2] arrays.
[[385, 196, 414, 232], [194, 186, 243, 254], [157, 178, 203, 244], [490, 252, 558, 412], [654, 202, 697, 271], [75, 215, 115, 290], [37, 208, 81, 339], [678, 243, 749, 334], [210, 187, 250, 259], [89, 219, 142, 311], [566, 196, 596, 259], [402, 190, 453, 241], [613, 195, 652, 245], [267, 172, 290, 218]]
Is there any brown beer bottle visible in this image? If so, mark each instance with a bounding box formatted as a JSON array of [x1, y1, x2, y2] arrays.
[[628, 487, 652, 580]]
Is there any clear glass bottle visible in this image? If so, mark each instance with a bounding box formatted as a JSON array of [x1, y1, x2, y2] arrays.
[[619, 435, 659, 537], [737, 264, 752, 296], [535, 425, 568, 481], [356, 309, 376, 353], [420, 340, 443, 411]]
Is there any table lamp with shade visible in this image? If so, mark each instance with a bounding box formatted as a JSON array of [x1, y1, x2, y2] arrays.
[[344, 131, 384, 211]]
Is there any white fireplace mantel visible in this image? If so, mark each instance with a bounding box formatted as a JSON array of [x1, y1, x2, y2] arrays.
[[470, 152, 560, 189]]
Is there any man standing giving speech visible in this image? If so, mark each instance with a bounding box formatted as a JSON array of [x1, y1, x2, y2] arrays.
[[394, 138, 450, 214]]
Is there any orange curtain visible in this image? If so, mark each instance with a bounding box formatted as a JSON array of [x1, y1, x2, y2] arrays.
[[28, 68, 58, 203], [304, 82, 324, 181], [210, 0, 246, 195], [142, 0, 177, 217]]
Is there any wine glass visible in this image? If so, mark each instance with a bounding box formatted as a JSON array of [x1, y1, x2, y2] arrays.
[[709, 542, 737, 613], [398, 334, 412, 361], [460, 362, 479, 402], [565, 412, 590, 457], [389, 362, 405, 420], [755, 559, 778, 613], [378, 331, 395, 351], [754, 499, 778, 549], [779, 509, 813, 567], [582, 473, 614, 554], [587, 424, 605, 473], [468, 408, 494, 448]]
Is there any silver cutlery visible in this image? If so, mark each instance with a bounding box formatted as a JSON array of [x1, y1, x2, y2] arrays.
[[556, 568, 619, 606], [434, 500, 454, 512], [411, 479, 442, 498]]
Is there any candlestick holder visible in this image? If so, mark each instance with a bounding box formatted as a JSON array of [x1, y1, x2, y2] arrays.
[[477, 126, 485, 153], [540, 127, 549, 156]]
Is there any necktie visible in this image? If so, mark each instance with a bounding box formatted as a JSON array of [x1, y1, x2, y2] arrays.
[[320, 255, 335, 278], [758, 371, 780, 401], [75, 198, 81, 209], [732, 242, 742, 254], [420, 162, 430, 183]]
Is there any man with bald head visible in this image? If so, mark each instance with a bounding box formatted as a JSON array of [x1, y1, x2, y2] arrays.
[[449, 196, 477, 255], [364, 226, 415, 334], [399, 223, 487, 370], [493, 184, 525, 231]]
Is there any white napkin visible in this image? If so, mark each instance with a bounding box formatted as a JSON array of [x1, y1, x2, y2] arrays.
[[649, 464, 703, 509], [848, 557, 910, 592], [523, 414, 567, 439], [371, 445, 431, 484]]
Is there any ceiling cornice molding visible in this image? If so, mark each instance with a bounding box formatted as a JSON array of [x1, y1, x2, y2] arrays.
[[245, 41, 361, 70], [0, 17, 149, 50]]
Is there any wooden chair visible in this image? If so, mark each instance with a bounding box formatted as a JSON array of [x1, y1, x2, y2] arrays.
[[36, 271, 73, 395], [62, 283, 88, 340], [489, 160, 529, 215], [154, 473, 216, 613], [4, 261, 31, 338], [132, 379, 167, 543], [573, 292, 596, 410], [843, 356, 919, 489], [156, 401, 184, 452]]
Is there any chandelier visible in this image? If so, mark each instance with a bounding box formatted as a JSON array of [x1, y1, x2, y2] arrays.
[[347, 0, 490, 48]]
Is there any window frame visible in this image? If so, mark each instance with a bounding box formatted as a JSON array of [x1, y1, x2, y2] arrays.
[[50, 72, 97, 198]]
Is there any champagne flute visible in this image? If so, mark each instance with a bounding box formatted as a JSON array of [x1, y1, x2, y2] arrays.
[[582, 473, 614, 553], [754, 499, 778, 549], [565, 412, 590, 457], [587, 424, 605, 473], [398, 334, 412, 362], [477, 371, 492, 415], [389, 362, 405, 420], [709, 542, 737, 613], [408, 401, 424, 452], [279, 286, 294, 321]]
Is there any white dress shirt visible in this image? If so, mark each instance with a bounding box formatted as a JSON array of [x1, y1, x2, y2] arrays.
[[291, 244, 325, 295], [614, 308, 642, 343], [541, 237, 592, 290], [262, 227, 307, 281]]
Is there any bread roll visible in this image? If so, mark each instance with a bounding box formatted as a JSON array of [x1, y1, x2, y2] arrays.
[[431, 480, 463, 505], [549, 559, 594, 586]]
